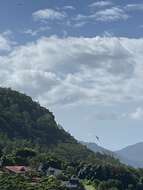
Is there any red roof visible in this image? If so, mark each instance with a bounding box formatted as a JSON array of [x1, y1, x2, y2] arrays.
[[5, 166, 29, 173]]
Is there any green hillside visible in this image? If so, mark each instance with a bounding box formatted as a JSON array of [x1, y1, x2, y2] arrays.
[[0, 87, 98, 162], [0, 87, 73, 144]]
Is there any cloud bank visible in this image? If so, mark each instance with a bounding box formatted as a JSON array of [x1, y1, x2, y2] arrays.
[[0, 36, 143, 107]]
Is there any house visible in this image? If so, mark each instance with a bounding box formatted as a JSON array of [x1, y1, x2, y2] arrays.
[[4, 166, 30, 174], [37, 163, 62, 176], [37, 162, 48, 174], [46, 167, 62, 176], [64, 176, 80, 189]]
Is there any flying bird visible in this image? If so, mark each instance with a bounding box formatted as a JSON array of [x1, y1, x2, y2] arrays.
[[96, 136, 101, 144]]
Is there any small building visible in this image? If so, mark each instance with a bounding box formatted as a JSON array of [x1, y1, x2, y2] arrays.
[[37, 163, 62, 176], [37, 162, 48, 174], [4, 166, 30, 174], [46, 167, 62, 176], [64, 176, 80, 189]]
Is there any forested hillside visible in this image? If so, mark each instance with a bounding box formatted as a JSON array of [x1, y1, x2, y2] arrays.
[[0, 87, 73, 144], [0, 87, 97, 162]]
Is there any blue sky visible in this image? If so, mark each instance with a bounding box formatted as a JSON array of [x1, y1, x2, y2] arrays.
[[1, 0, 143, 150], [1, 0, 143, 39]]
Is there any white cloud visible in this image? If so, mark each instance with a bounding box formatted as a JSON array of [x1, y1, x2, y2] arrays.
[[89, 1, 113, 8], [95, 7, 129, 22], [129, 107, 143, 120], [75, 7, 129, 23], [0, 34, 14, 52], [0, 36, 143, 107], [92, 112, 121, 120], [23, 29, 38, 36], [33, 8, 66, 21], [2, 30, 13, 37], [125, 4, 143, 11], [23, 26, 50, 36], [87, 107, 143, 121], [73, 21, 87, 28], [63, 5, 75, 10]]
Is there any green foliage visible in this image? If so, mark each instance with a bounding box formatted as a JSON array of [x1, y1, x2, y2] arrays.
[[0, 87, 95, 163], [0, 88, 73, 144], [97, 179, 122, 190], [39, 176, 66, 190], [15, 148, 36, 158], [0, 174, 28, 190], [0, 174, 67, 190]]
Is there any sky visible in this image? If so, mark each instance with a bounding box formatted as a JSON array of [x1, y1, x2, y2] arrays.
[[1, 0, 143, 150]]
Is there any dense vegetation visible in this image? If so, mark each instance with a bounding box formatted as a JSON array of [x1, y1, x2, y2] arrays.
[[0, 87, 73, 144], [0, 87, 143, 189], [0, 87, 95, 162]]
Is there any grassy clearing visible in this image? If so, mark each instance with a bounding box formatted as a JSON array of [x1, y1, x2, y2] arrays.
[[83, 184, 96, 190], [82, 181, 96, 190]]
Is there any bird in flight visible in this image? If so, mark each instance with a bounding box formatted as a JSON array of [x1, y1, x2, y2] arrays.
[[96, 136, 101, 144]]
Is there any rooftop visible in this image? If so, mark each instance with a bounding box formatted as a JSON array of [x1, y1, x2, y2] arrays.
[[5, 166, 30, 174]]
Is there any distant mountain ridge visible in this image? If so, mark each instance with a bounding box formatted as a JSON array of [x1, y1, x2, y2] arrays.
[[81, 141, 143, 168], [80, 141, 113, 155], [116, 142, 143, 168]]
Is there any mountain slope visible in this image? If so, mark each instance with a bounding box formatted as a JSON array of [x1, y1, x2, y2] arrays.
[[81, 141, 113, 155], [0, 87, 74, 144], [0, 87, 95, 162], [82, 141, 143, 168], [80, 141, 123, 165], [116, 142, 143, 168]]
